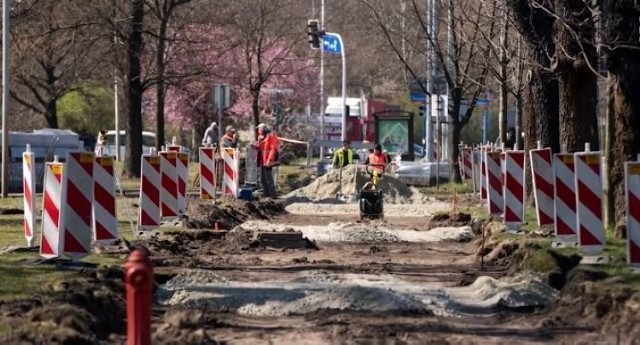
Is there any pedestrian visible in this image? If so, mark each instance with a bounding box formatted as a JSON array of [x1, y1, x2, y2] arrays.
[[364, 144, 388, 173], [332, 140, 355, 169], [202, 122, 219, 147], [256, 123, 279, 198], [95, 129, 109, 156], [221, 125, 239, 148]]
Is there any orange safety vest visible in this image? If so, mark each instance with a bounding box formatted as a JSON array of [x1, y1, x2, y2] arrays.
[[368, 153, 387, 172], [260, 133, 279, 166]]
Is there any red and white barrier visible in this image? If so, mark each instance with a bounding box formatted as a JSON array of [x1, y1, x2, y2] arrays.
[[625, 161, 640, 265], [23, 145, 36, 247], [159, 150, 179, 219], [485, 150, 503, 215], [530, 145, 555, 226], [504, 150, 526, 227], [59, 152, 95, 260], [462, 147, 472, 180], [554, 153, 577, 241], [574, 149, 605, 255], [40, 161, 63, 258], [138, 154, 161, 232], [222, 148, 239, 197], [93, 156, 118, 243], [199, 147, 216, 201], [480, 147, 488, 200], [176, 152, 189, 216]]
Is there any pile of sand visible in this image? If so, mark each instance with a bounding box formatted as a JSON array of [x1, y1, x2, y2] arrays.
[[285, 164, 425, 204]]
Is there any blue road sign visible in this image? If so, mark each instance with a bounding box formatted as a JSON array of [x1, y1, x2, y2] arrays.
[[410, 91, 427, 103], [476, 98, 489, 106], [322, 34, 342, 55]]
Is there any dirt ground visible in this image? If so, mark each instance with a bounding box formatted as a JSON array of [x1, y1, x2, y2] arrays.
[[1, 198, 640, 344]]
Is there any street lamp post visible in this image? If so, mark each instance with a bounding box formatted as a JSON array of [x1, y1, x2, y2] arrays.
[[1, 0, 11, 198]]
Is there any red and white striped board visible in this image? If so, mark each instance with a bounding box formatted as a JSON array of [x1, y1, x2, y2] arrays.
[[504, 150, 526, 227], [574, 151, 605, 255], [159, 151, 179, 219], [23, 146, 36, 247], [480, 147, 488, 200], [176, 152, 189, 216], [625, 161, 640, 265], [530, 147, 555, 226], [168, 145, 181, 152], [138, 154, 161, 232], [40, 162, 63, 258], [485, 150, 503, 215], [222, 148, 239, 197], [199, 147, 216, 201], [59, 152, 95, 260], [93, 156, 118, 244], [461, 147, 472, 180], [554, 153, 577, 241], [471, 148, 481, 194]]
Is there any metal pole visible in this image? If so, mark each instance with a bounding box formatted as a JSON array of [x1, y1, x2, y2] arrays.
[[114, 3, 121, 162], [482, 108, 489, 144], [1, 0, 11, 198], [425, 0, 433, 163], [336, 34, 347, 142], [319, 0, 325, 158]]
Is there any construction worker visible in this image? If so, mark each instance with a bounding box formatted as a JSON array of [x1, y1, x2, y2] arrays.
[[364, 144, 388, 173], [332, 140, 355, 169], [202, 122, 219, 147], [256, 123, 279, 198], [221, 125, 239, 148]]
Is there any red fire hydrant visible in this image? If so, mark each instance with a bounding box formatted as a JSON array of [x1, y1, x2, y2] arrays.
[[124, 247, 154, 345]]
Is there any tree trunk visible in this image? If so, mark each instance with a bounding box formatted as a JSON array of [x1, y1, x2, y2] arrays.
[[449, 89, 462, 183], [508, 0, 560, 154], [605, 74, 615, 227], [251, 90, 260, 128], [554, 0, 599, 153], [155, 19, 169, 152], [602, 0, 640, 227], [125, 0, 145, 178], [45, 98, 58, 128], [515, 92, 523, 150]]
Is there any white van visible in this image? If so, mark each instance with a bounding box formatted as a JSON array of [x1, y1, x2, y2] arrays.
[[105, 130, 191, 159], [0, 128, 85, 192], [106, 130, 156, 159]]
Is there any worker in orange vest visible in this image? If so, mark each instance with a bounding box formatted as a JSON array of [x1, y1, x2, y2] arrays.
[[256, 123, 279, 198], [364, 144, 388, 173]]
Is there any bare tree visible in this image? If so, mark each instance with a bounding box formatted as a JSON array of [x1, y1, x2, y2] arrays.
[[10, 0, 103, 128], [362, 0, 497, 183], [124, 0, 145, 177], [601, 0, 640, 224]]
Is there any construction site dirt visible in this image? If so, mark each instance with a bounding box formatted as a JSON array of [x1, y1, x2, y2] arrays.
[[1, 196, 640, 344]]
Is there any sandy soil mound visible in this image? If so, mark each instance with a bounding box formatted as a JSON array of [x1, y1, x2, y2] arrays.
[[285, 165, 426, 204], [186, 198, 286, 230]]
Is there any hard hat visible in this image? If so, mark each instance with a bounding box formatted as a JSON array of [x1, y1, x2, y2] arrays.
[[226, 125, 235, 132], [211, 122, 217, 127], [257, 123, 267, 128]]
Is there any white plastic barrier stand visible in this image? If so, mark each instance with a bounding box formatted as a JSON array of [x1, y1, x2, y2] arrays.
[[40, 161, 63, 258], [530, 147, 555, 226], [574, 151, 605, 255], [22, 145, 36, 247], [93, 156, 118, 243], [60, 152, 95, 261], [485, 150, 503, 215], [504, 150, 526, 227], [625, 161, 640, 266], [138, 154, 161, 232], [554, 153, 578, 241], [159, 151, 179, 219], [222, 148, 239, 197], [199, 147, 217, 201]]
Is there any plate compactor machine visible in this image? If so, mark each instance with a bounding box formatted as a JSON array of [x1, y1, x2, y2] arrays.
[[359, 164, 385, 220]]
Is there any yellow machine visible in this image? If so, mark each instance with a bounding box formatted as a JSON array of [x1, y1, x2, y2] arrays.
[[359, 164, 385, 220]]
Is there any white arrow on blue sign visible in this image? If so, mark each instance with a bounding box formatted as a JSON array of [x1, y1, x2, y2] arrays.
[[322, 34, 342, 55]]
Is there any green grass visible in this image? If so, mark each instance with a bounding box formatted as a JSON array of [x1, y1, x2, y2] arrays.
[[419, 181, 476, 196]]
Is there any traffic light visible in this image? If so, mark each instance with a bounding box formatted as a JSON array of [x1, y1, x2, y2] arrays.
[[418, 105, 426, 117], [307, 19, 320, 49]]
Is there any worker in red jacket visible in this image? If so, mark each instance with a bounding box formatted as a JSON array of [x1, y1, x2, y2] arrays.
[[364, 144, 388, 173], [256, 123, 279, 198]]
